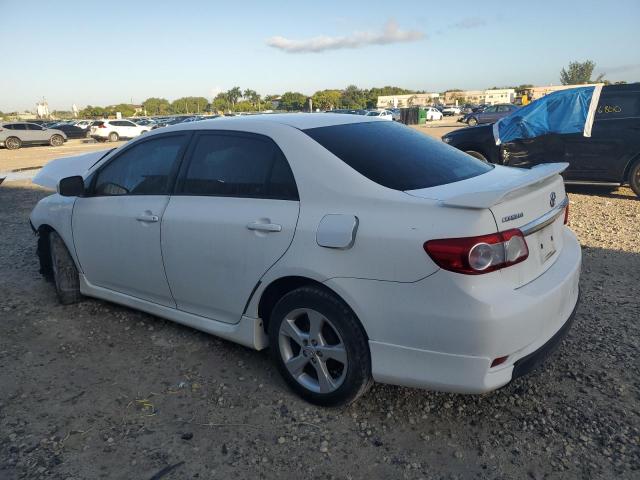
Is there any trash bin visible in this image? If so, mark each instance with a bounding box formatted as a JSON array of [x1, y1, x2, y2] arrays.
[[418, 108, 427, 124]]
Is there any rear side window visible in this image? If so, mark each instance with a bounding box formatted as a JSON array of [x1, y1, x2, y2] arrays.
[[304, 121, 491, 191], [93, 134, 187, 196], [596, 90, 640, 120], [179, 133, 298, 200]]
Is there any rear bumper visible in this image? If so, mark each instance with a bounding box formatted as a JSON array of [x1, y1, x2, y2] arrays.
[[326, 226, 581, 393]]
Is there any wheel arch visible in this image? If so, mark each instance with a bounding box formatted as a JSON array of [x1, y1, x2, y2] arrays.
[[622, 152, 640, 182], [256, 275, 369, 341]]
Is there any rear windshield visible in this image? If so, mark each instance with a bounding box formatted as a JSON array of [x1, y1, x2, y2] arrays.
[[304, 121, 492, 190]]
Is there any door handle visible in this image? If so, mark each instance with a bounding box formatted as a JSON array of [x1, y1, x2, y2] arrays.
[[247, 222, 282, 232], [136, 214, 159, 223]]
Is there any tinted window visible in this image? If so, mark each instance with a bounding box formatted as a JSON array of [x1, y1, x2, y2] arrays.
[[93, 134, 187, 196], [10, 124, 27, 131], [3, 124, 15, 130], [304, 121, 491, 191], [121, 121, 136, 127], [26, 123, 44, 130], [180, 133, 298, 200], [596, 90, 640, 120], [484, 106, 497, 113]]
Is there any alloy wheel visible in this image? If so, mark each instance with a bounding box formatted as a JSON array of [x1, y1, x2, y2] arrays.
[[278, 308, 348, 394]]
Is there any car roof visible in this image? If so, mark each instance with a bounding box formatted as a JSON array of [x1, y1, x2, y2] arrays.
[[193, 113, 381, 130]]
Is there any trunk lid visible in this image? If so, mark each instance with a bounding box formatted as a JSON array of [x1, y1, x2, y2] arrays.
[[406, 163, 569, 287]]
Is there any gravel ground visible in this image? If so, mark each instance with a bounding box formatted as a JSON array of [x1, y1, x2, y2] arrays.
[[0, 176, 639, 479]]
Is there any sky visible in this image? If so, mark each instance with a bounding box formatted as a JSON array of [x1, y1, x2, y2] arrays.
[[1, 0, 639, 111]]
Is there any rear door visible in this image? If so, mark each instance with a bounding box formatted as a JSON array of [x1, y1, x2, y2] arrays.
[[562, 85, 640, 182], [161, 131, 300, 324]]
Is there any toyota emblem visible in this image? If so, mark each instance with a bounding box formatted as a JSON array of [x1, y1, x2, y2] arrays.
[[550, 191, 556, 208]]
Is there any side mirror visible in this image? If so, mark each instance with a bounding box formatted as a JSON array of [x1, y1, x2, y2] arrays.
[[58, 176, 85, 197]]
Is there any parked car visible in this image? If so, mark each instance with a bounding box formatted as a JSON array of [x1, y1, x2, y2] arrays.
[[0, 122, 67, 150], [389, 108, 401, 121], [30, 114, 580, 406], [49, 123, 88, 139], [465, 104, 519, 126], [442, 106, 462, 116], [364, 109, 393, 120], [425, 107, 444, 121], [442, 84, 640, 196], [89, 120, 150, 142], [74, 120, 93, 130]]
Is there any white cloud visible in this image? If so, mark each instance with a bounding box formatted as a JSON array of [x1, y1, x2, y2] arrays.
[[266, 20, 425, 54]]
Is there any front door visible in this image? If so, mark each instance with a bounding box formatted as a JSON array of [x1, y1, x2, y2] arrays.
[[161, 131, 300, 324], [72, 133, 190, 306]]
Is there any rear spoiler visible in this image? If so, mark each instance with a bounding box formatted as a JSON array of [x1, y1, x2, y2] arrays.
[[437, 163, 569, 209]]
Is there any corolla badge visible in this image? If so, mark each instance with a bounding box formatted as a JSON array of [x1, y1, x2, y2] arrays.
[[502, 212, 524, 223], [550, 191, 556, 208]]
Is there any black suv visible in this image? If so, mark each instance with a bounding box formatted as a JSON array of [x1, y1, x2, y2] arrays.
[[442, 84, 640, 196]]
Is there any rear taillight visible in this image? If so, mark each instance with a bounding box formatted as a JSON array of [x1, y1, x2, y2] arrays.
[[424, 229, 529, 275], [564, 203, 569, 225]]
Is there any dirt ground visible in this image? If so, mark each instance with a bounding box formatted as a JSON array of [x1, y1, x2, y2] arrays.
[[0, 123, 638, 479]]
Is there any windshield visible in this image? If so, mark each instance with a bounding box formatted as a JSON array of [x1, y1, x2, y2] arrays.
[[304, 121, 492, 191]]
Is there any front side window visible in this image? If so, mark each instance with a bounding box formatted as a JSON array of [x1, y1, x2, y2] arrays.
[[27, 123, 44, 130], [180, 133, 298, 200], [93, 134, 187, 196], [304, 121, 491, 191]]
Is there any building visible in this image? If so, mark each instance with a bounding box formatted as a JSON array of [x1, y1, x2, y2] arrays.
[[443, 90, 484, 105], [483, 89, 516, 105], [377, 93, 440, 108]]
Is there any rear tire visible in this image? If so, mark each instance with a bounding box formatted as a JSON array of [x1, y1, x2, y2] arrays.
[[5, 136, 21, 150], [629, 161, 640, 197], [50, 134, 64, 147], [466, 150, 488, 163], [108, 132, 119, 142], [269, 286, 372, 407], [467, 117, 478, 127], [49, 231, 81, 305]]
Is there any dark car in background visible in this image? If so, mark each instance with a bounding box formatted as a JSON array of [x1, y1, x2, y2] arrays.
[[465, 104, 519, 126], [442, 83, 640, 196], [48, 123, 88, 139]]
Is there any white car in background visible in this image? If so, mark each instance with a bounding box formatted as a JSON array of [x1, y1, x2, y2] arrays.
[[89, 120, 150, 142], [364, 109, 393, 120], [442, 105, 462, 116], [425, 107, 444, 121], [30, 114, 581, 406]]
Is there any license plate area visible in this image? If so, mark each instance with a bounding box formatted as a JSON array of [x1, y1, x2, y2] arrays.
[[537, 223, 557, 264]]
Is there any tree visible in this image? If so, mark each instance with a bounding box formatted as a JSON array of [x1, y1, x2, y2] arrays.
[[112, 103, 136, 117], [170, 96, 209, 114], [143, 97, 170, 116], [226, 87, 242, 106], [340, 85, 367, 109], [80, 105, 109, 118], [278, 91, 307, 111], [243, 89, 261, 107], [311, 89, 342, 110], [560, 60, 605, 85]]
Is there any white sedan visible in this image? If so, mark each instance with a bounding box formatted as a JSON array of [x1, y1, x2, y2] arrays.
[[30, 114, 581, 406], [425, 107, 443, 121], [364, 109, 393, 120]]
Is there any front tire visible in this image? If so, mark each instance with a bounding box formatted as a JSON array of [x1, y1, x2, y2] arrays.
[[50, 134, 64, 147], [49, 232, 81, 305], [269, 286, 372, 406], [629, 161, 640, 197], [108, 132, 119, 142], [5, 136, 21, 150], [467, 117, 478, 126]]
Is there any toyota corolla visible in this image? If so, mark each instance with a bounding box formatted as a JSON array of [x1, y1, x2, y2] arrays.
[[30, 114, 581, 406]]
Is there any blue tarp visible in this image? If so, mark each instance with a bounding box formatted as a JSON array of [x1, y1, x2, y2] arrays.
[[493, 86, 600, 145]]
